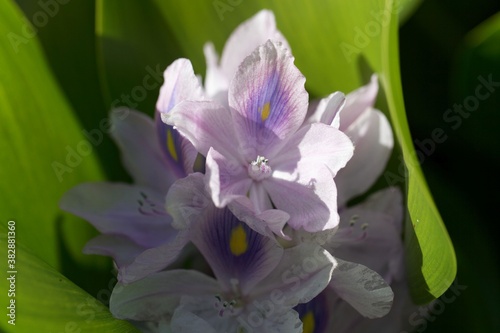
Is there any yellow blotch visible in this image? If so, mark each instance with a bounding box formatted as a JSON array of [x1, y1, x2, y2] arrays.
[[302, 311, 315, 333], [261, 102, 271, 121], [229, 224, 248, 256], [166, 129, 178, 161]]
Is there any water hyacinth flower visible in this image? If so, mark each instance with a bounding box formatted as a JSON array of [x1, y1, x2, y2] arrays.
[[163, 40, 354, 235], [293, 187, 413, 333], [59, 58, 206, 283], [59, 7, 407, 332], [111, 174, 337, 333]]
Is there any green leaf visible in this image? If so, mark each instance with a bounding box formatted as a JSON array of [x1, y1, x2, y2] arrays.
[[14, 0, 129, 182], [95, 0, 185, 117], [0, 226, 138, 332], [96, 0, 456, 303], [0, 0, 105, 270], [380, 1, 457, 303]]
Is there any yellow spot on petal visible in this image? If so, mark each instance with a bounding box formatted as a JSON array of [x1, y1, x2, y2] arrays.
[[166, 129, 178, 161], [261, 102, 271, 121], [302, 311, 315, 333], [229, 224, 248, 256]]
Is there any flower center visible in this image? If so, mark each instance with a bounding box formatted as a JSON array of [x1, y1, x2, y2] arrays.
[[214, 295, 240, 317], [248, 155, 272, 181], [212, 278, 244, 317]]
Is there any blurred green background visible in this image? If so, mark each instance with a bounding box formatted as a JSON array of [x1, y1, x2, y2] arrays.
[[0, 0, 499, 332]]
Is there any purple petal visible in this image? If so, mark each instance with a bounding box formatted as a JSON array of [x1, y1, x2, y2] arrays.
[[227, 196, 289, 238], [110, 270, 219, 322], [84, 231, 190, 284], [171, 302, 218, 333], [264, 167, 340, 232], [162, 101, 241, 158], [272, 123, 354, 178], [166, 173, 213, 229], [248, 182, 273, 212], [219, 10, 290, 91], [118, 229, 191, 284], [206, 147, 251, 208], [190, 205, 284, 295], [293, 290, 332, 333], [83, 234, 146, 267], [336, 108, 394, 206], [59, 182, 174, 247], [156, 58, 204, 114], [155, 111, 198, 176], [253, 243, 336, 307], [340, 74, 379, 130], [154, 59, 205, 177], [228, 40, 308, 159], [329, 187, 404, 283], [329, 259, 394, 319], [110, 109, 175, 193]]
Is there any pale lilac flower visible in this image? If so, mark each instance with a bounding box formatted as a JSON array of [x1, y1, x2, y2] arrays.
[[307, 75, 394, 207], [59, 58, 205, 283], [163, 40, 354, 235], [110, 174, 336, 333], [293, 187, 413, 333]]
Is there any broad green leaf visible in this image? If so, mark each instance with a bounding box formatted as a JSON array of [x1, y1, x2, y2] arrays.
[[0, 0, 105, 271], [14, 0, 129, 182], [0, 227, 138, 332], [99, 0, 456, 303], [380, 1, 456, 303]]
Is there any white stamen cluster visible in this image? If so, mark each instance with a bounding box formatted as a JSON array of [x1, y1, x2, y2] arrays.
[[248, 155, 272, 181]]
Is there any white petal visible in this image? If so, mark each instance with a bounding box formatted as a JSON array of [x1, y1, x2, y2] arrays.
[[220, 10, 290, 85], [329, 259, 394, 318], [341, 74, 379, 130], [253, 243, 337, 307], [156, 58, 205, 113], [306, 91, 346, 129], [203, 42, 227, 98], [336, 108, 393, 206]]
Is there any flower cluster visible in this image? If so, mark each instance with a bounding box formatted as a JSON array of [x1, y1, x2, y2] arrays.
[[61, 10, 411, 333]]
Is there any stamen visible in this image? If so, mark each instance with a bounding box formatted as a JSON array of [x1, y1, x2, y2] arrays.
[[349, 214, 359, 226], [248, 155, 272, 181], [213, 294, 240, 317], [137, 192, 168, 216]]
